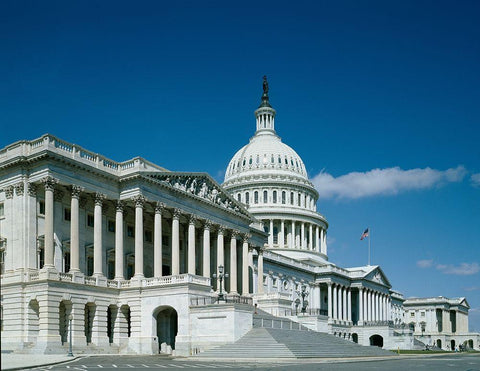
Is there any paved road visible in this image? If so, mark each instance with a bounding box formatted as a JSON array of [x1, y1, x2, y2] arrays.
[[30, 354, 480, 371]]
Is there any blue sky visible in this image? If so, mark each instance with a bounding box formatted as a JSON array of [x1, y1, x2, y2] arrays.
[[1, 1, 479, 330]]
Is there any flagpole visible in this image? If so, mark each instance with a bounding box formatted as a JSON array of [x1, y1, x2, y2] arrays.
[[368, 227, 371, 266]]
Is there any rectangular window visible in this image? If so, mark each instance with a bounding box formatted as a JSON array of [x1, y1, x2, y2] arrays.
[[87, 256, 93, 276], [410, 312, 415, 317], [127, 225, 135, 238], [108, 220, 115, 233], [64, 252, 70, 272], [87, 214, 94, 227], [421, 311, 425, 317], [64, 208, 71, 221], [0, 248, 5, 275], [0, 202, 4, 217], [38, 200, 45, 215], [145, 230, 153, 243]]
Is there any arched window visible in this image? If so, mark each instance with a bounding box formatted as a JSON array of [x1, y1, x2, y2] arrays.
[[285, 157, 288, 165], [273, 191, 277, 203], [278, 155, 281, 164], [290, 192, 294, 205], [245, 192, 250, 204], [237, 193, 241, 202], [249, 157, 252, 165], [243, 158, 246, 166], [254, 191, 258, 204], [256, 155, 259, 164], [263, 190, 268, 203], [271, 155, 274, 164], [282, 191, 286, 204], [298, 193, 301, 206]]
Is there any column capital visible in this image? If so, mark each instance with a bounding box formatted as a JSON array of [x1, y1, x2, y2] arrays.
[[217, 225, 226, 235], [131, 194, 146, 208], [4, 185, 14, 199], [242, 233, 251, 243], [71, 185, 84, 198], [231, 230, 240, 239], [14, 182, 25, 196], [94, 192, 106, 206], [172, 208, 182, 219], [27, 183, 37, 197], [42, 176, 58, 191], [154, 201, 166, 214], [188, 214, 197, 225], [116, 200, 125, 212], [203, 219, 213, 230]]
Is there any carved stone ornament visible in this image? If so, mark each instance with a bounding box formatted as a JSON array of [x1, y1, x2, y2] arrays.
[[42, 176, 58, 191], [54, 189, 65, 202], [154, 202, 165, 214], [172, 208, 182, 219], [203, 220, 213, 230], [243, 233, 252, 243], [94, 192, 106, 206], [231, 230, 240, 239], [4, 185, 14, 199], [188, 214, 197, 225], [217, 225, 226, 235], [14, 182, 25, 196], [131, 194, 146, 208], [116, 200, 125, 212], [27, 183, 37, 197], [71, 185, 84, 198]]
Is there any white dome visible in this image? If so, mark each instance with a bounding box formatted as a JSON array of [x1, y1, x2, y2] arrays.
[[224, 131, 308, 183]]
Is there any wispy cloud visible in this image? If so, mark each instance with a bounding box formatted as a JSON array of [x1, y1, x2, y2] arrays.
[[436, 262, 480, 276], [312, 166, 467, 200], [464, 286, 480, 292], [471, 173, 480, 187], [417, 259, 434, 268]]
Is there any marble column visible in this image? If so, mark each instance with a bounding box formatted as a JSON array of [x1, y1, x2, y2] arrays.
[[375, 292, 380, 321], [230, 232, 238, 294], [313, 285, 320, 310], [93, 193, 105, 277], [301, 222, 305, 249], [320, 228, 324, 254], [269, 219, 274, 248], [217, 226, 225, 289], [291, 220, 296, 248], [172, 209, 181, 275], [364, 290, 368, 322], [114, 201, 125, 279], [188, 215, 196, 275], [367, 290, 372, 321], [309, 224, 313, 250], [202, 221, 211, 278], [280, 220, 285, 248], [242, 235, 250, 295], [333, 284, 338, 320], [315, 226, 320, 252], [42, 177, 57, 269], [327, 283, 332, 319], [257, 248, 264, 294], [69, 185, 83, 272], [341, 287, 346, 320], [347, 288, 352, 322], [133, 195, 145, 278], [358, 287, 364, 324], [154, 202, 164, 277]]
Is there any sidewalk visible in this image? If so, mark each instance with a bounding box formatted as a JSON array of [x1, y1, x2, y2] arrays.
[[1, 354, 80, 370]]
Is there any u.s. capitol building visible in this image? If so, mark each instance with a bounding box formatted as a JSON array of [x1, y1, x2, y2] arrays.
[[0, 78, 478, 356]]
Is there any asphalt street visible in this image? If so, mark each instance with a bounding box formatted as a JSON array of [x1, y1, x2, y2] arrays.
[[28, 353, 480, 371]]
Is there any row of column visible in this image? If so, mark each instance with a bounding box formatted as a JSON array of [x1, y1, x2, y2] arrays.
[[327, 283, 352, 322], [358, 287, 391, 323], [265, 219, 327, 254], [40, 177, 256, 296]]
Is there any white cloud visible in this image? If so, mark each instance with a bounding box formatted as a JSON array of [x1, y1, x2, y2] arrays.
[[436, 262, 480, 276], [464, 286, 480, 292], [312, 165, 467, 200], [417, 259, 434, 268], [471, 173, 480, 187]]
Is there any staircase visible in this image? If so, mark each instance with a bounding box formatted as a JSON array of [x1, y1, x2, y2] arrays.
[[195, 310, 394, 359]]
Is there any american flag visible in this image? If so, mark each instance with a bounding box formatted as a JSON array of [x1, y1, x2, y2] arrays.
[[360, 228, 369, 240]]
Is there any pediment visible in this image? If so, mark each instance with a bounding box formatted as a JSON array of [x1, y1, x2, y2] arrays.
[[144, 172, 252, 220], [365, 267, 391, 288]]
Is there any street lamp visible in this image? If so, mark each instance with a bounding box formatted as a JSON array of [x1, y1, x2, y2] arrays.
[[295, 284, 309, 315], [212, 265, 228, 302], [67, 314, 73, 357]]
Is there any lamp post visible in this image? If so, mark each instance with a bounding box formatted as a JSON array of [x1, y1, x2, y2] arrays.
[[295, 284, 309, 315], [212, 265, 228, 302], [67, 314, 73, 357]]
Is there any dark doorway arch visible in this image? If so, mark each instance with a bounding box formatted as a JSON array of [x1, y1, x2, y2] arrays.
[[352, 333, 358, 343], [154, 306, 178, 354], [468, 339, 473, 349], [369, 334, 383, 347], [450, 339, 455, 350], [436, 339, 442, 348]]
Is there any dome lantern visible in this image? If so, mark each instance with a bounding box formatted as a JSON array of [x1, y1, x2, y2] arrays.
[[254, 76, 277, 134]]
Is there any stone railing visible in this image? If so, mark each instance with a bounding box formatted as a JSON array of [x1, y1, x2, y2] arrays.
[[142, 274, 211, 287], [58, 272, 73, 282], [0, 134, 165, 176], [29, 272, 40, 281], [253, 317, 311, 331], [190, 295, 253, 306]]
